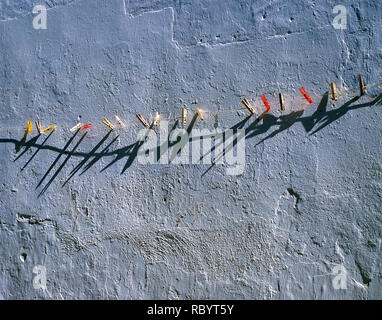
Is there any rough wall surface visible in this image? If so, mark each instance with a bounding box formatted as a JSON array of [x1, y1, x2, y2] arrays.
[[0, 0, 381, 299]]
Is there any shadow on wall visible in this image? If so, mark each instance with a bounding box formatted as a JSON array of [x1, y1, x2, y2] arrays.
[[1, 93, 381, 196]]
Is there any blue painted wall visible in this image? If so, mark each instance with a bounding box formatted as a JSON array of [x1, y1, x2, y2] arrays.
[[0, 0, 381, 299]]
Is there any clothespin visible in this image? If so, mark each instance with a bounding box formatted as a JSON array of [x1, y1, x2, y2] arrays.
[[115, 116, 125, 127], [80, 124, 92, 131], [70, 123, 82, 132], [26, 120, 32, 134], [136, 114, 148, 127], [35, 121, 42, 135], [330, 82, 337, 101], [43, 124, 56, 133], [182, 107, 187, 124], [195, 107, 204, 120], [299, 87, 313, 104], [260, 94, 271, 112], [103, 118, 115, 130], [279, 93, 286, 111], [358, 74, 366, 96], [153, 112, 160, 126], [241, 98, 255, 115]]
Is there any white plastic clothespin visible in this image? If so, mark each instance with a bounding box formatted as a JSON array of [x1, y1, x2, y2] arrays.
[[115, 116, 125, 127], [70, 123, 82, 132]]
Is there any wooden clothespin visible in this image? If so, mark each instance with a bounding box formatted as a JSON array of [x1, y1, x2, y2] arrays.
[[358, 74, 366, 96], [182, 107, 187, 124], [260, 94, 271, 112], [43, 124, 56, 133], [115, 116, 125, 127], [330, 82, 337, 101], [153, 112, 160, 126], [35, 121, 42, 135], [279, 93, 286, 111], [195, 107, 204, 120], [241, 98, 255, 115], [103, 118, 115, 130], [26, 120, 32, 134], [136, 114, 148, 127], [70, 123, 82, 132]]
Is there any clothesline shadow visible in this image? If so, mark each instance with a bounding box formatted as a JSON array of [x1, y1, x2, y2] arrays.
[[38, 130, 88, 197], [2, 92, 382, 193]]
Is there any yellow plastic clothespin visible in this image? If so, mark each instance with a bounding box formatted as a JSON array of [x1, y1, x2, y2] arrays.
[[153, 112, 160, 126], [136, 114, 148, 127], [115, 116, 125, 127], [26, 120, 32, 134], [182, 107, 187, 124], [70, 123, 82, 132], [43, 124, 56, 133], [103, 118, 115, 130], [35, 121, 42, 135], [195, 107, 204, 120], [241, 98, 255, 115], [278, 93, 286, 111], [358, 74, 366, 96], [330, 82, 337, 101]]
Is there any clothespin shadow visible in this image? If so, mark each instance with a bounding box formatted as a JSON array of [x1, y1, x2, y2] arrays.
[[14, 134, 40, 159], [300, 92, 329, 132], [309, 93, 381, 135], [232, 114, 252, 131], [168, 119, 190, 163], [82, 134, 119, 175], [200, 115, 251, 177], [120, 122, 158, 174], [100, 123, 155, 174], [62, 130, 113, 186], [151, 114, 195, 165], [36, 129, 80, 190], [186, 113, 198, 135], [202, 115, 252, 169], [38, 131, 88, 197], [245, 113, 278, 139], [21, 130, 54, 171], [15, 131, 28, 154], [255, 110, 304, 146], [163, 113, 201, 164]]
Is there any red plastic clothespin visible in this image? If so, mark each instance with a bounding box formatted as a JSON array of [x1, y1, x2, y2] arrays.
[[261, 94, 271, 112], [80, 124, 92, 130], [299, 87, 312, 104]]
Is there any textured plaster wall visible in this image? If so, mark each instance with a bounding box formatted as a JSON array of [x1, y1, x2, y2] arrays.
[[0, 0, 381, 299]]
